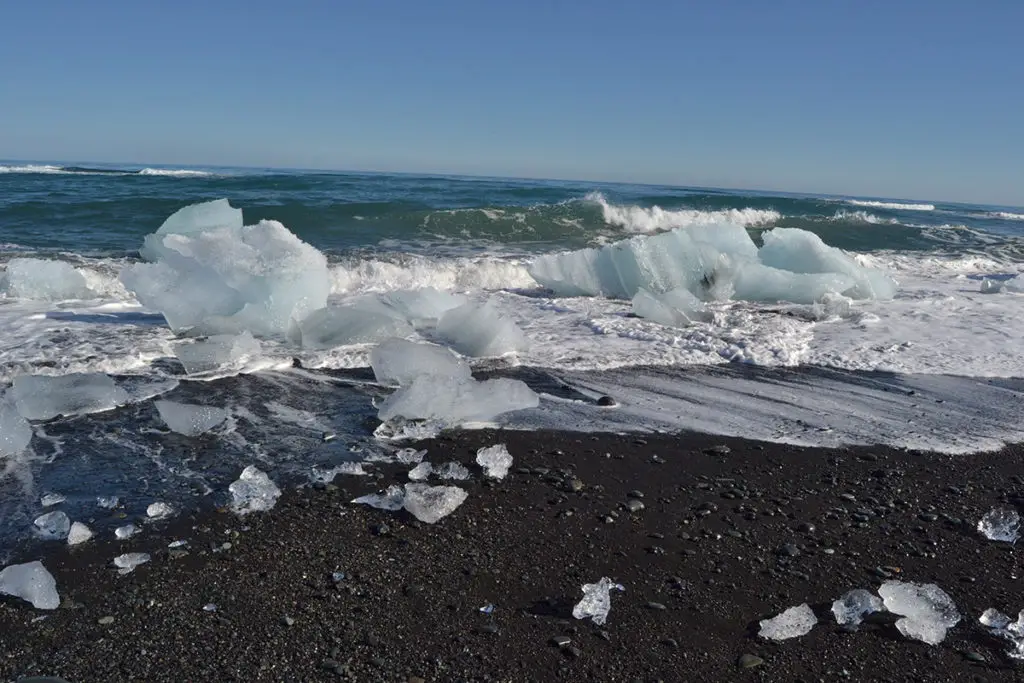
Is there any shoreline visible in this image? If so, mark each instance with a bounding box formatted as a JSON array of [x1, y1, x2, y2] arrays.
[[2, 428, 1023, 681]]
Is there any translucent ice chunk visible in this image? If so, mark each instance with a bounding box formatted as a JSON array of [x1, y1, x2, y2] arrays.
[[370, 338, 471, 386], [395, 448, 427, 464], [0, 397, 32, 457], [980, 608, 1024, 659], [33, 511, 70, 540], [878, 580, 960, 645], [310, 462, 368, 483], [476, 444, 513, 480], [11, 373, 129, 420], [631, 287, 707, 328], [734, 263, 857, 304], [980, 607, 1013, 630], [97, 496, 120, 509], [351, 485, 405, 511], [298, 306, 414, 349], [832, 588, 884, 626], [0, 560, 60, 609], [759, 603, 818, 640], [40, 492, 65, 507], [980, 279, 1003, 294], [123, 200, 330, 336], [434, 462, 470, 480], [113, 552, 151, 574], [407, 462, 433, 481], [382, 287, 467, 324], [67, 521, 94, 545], [173, 332, 261, 374], [1006, 276, 1024, 293], [436, 301, 528, 357], [115, 524, 140, 540], [402, 483, 467, 524], [809, 292, 853, 320], [155, 400, 229, 437], [977, 507, 1020, 543], [146, 502, 175, 520], [572, 577, 625, 625], [378, 375, 539, 426], [229, 466, 282, 515], [2, 258, 92, 300]]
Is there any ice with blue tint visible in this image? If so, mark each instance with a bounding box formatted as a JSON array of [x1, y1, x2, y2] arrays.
[[436, 301, 528, 357], [378, 375, 539, 425], [173, 332, 261, 374], [155, 400, 229, 437], [0, 396, 32, 456], [631, 287, 709, 328], [370, 338, 471, 386], [1, 258, 93, 300], [11, 373, 129, 421], [298, 306, 414, 349]]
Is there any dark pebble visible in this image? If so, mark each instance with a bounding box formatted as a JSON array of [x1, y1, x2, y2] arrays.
[[625, 499, 645, 513], [737, 654, 764, 669], [776, 543, 800, 558], [704, 445, 731, 456], [646, 602, 668, 611], [551, 635, 572, 648], [597, 396, 617, 407]]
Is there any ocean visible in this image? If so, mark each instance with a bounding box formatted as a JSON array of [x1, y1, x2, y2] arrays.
[[2, 161, 1024, 555]]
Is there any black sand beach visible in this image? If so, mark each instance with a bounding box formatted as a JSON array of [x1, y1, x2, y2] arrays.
[[2, 429, 1023, 682]]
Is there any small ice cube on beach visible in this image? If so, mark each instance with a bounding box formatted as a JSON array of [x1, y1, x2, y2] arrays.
[[147, 502, 175, 520], [97, 495, 119, 509], [476, 444, 513, 480], [436, 301, 529, 357], [115, 524, 140, 540], [395, 448, 427, 464], [67, 521, 93, 546], [402, 483, 467, 523], [113, 552, 150, 574], [168, 539, 189, 548], [229, 466, 281, 515], [572, 577, 624, 625], [155, 400, 229, 437], [310, 462, 368, 483], [878, 581, 960, 645], [977, 507, 1020, 543], [11, 372, 129, 420], [832, 588, 884, 626], [0, 397, 32, 457], [434, 462, 470, 480], [0, 560, 60, 609], [33, 511, 70, 540], [40, 492, 66, 507], [759, 603, 818, 640], [370, 338, 471, 387], [980, 608, 1024, 659], [407, 462, 433, 481], [352, 485, 406, 511]]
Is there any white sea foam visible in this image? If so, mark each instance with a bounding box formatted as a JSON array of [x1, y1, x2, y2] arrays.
[[831, 210, 898, 225], [847, 199, 935, 211], [587, 192, 780, 233], [0, 165, 67, 174], [329, 256, 535, 294], [137, 168, 214, 177], [987, 211, 1024, 221]]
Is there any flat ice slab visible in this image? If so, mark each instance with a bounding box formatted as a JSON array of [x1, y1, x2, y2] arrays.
[[11, 373, 129, 420], [2, 257, 93, 300], [370, 338, 471, 386], [378, 375, 539, 426], [0, 397, 32, 456], [436, 301, 529, 357], [173, 332, 261, 374], [759, 603, 818, 640], [155, 400, 229, 437], [0, 561, 60, 609]]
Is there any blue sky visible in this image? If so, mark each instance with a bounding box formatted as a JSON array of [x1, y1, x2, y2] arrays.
[[2, 1, 1022, 204]]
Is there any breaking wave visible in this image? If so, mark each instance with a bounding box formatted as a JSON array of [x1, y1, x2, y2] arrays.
[[586, 192, 780, 233], [137, 168, 213, 178], [328, 255, 536, 294], [986, 211, 1024, 221], [0, 164, 214, 178], [847, 199, 935, 211], [830, 210, 898, 225]]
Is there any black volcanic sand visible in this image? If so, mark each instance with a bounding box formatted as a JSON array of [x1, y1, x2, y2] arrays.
[[2, 430, 1024, 682]]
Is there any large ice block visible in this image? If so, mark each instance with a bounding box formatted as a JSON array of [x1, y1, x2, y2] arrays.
[[382, 288, 467, 324], [11, 373, 129, 420], [1, 258, 93, 300], [173, 332, 261, 374], [298, 306, 413, 349], [378, 375, 539, 425], [631, 287, 709, 327], [370, 338, 471, 386], [436, 301, 528, 357]]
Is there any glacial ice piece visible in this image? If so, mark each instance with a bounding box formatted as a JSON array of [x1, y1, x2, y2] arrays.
[[758, 228, 897, 300], [980, 608, 1024, 659], [407, 462, 433, 481], [572, 577, 625, 625], [436, 301, 528, 357], [113, 552, 151, 574], [434, 462, 470, 480], [155, 400, 229, 437], [298, 306, 413, 349], [382, 288, 467, 324], [980, 279, 1003, 294], [40, 492, 65, 507], [1, 258, 92, 300], [809, 292, 853, 320], [351, 485, 405, 511], [33, 511, 70, 540], [370, 338, 471, 386], [733, 264, 858, 304], [395, 448, 427, 464], [146, 502, 175, 520], [11, 373, 129, 420], [67, 521, 94, 545], [378, 375, 539, 425], [402, 483, 467, 524], [631, 287, 708, 328], [977, 507, 1020, 543], [173, 332, 261, 374], [878, 581, 960, 645], [310, 462, 368, 483], [476, 444, 513, 480], [97, 496, 120, 509], [1006, 276, 1024, 293], [229, 466, 282, 515], [759, 603, 818, 640], [122, 200, 330, 336], [115, 524, 140, 540], [0, 561, 59, 609], [832, 589, 885, 626], [0, 397, 32, 456]]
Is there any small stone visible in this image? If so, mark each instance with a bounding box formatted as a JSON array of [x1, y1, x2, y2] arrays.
[[797, 523, 816, 533], [597, 396, 616, 407], [964, 651, 986, 663], [662, 638, 679, 648], [282, 615, 295, 627], [627, 490, 645, 499], [408, 678, 426, 683], [646, 602, 667, 611], [840, 493, 857, 502], [776, 543, 800, 558], [625, 499, 645, 513], [551, 635, 572, 648], [98, 616, 115, 625], [566, 478, 584, 492], [372, 523, 390, 537], [704, 445, 731, 455], [565, 646, 582, 659], [738, 654, 764, 669], [476, 622, 499, 634]]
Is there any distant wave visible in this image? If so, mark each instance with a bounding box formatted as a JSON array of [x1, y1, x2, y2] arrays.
[[0, 164, 214, 178], [986, 211, 1024, 221], [587, 192, 780, 233], [847, 199, 935, 211], [830, 209, 898, 225]]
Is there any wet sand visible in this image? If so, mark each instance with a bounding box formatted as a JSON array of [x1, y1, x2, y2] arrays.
[[1, 429, 1023, 682]]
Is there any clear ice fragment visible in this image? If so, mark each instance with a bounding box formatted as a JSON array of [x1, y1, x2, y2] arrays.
[[980, 279, 1002, 294], [113, 552, 151, 574], [434, 462, 470, 480], [0, 397, 32, 457], [40, 492, 66, 507], [146, 502, 175, 520], [572, 577, 624, 625], [402, 483, 468, 524], [67, 521, 94, 546], [97, 496, 120, 509], [115, 524, 140, 540], [229, 466, 282, 515], [11, 373, 129, 420], [370, 338, 471, 386], [476, 444, 513, 480], [407, 462, 433, 481], [831, 588, 884, 626], [395, 448, 427, 464], [436, 301, 529, 357], [0, 560, 60, 609], [878, 580, 960, 645], [155, 400, 229, 437], [351, 485, 405, 511], [33, 511, 70, 540], [977, 507, 1020, 543], [759, 603, 818, 640], [2, 258, 92, 300], [173, 332, 261, 374], [378, 375, 539, 426], [980, 608, 1024, 659]]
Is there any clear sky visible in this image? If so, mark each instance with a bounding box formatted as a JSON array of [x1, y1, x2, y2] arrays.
[[2, 1, 1022, 204]]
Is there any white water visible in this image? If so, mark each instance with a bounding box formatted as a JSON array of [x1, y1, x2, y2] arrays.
[[847, 199, 936, 211], [588, 192, 780, 233]]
